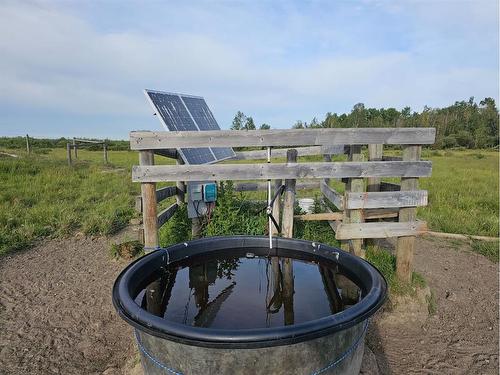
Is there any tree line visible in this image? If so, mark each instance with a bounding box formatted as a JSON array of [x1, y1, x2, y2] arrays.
[[232, 97, 499, 149], [1, 97, 497, 150]]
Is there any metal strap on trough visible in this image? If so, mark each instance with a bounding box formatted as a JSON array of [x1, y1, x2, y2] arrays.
[[134, 321, 369, 375], [311, 320, 369, 375], [135, 330, 184, 375]]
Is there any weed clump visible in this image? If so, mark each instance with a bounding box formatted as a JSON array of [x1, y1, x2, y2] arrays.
[[366, 246, 427, 296], [110, 241, 143, 259], [471, 240, 499, 263]]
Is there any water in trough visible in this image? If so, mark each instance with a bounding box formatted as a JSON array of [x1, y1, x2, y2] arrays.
[[135, 252, 361, 329]]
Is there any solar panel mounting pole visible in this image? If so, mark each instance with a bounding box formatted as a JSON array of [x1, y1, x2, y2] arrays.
[[267, 147, 272, 249]]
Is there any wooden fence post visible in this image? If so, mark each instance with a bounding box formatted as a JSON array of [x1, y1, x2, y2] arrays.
[[282, 149, 297, 325], [366, 144, 383, 247], [103, 143, 108, 164], [66, 143, 72, 166], [282, 149, 297, 238], [396, 145, 421, 282], [140, 151, 158, 252], [73, 139, 78, 159], [346, 145, 365, 258], [26, 134, 30, 155], [367, 144, 383, 192]]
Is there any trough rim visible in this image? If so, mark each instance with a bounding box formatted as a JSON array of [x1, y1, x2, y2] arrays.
[[112, 235, 387, 349]]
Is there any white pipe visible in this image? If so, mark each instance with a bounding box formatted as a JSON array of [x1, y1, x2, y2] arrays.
[[267, 147, 272, 249]]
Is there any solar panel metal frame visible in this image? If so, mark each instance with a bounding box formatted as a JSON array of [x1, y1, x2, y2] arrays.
[[144, 89, 235, 165]]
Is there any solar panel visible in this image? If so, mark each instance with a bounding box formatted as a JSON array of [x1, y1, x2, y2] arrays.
[[180, 95, 236, 160], [144, 90, 235, 164]]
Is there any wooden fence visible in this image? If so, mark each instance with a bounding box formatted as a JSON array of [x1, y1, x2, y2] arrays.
[[131, 127, 435, 282], [67, 138, 108, 166]]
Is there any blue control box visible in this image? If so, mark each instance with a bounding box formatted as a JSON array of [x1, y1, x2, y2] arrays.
[[203, 183, 217, 202]]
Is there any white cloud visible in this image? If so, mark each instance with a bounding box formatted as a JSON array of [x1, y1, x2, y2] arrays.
[[0, 0, 497, 135]]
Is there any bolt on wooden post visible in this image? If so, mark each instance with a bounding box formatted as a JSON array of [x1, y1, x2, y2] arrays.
[[140, 150, 158, 251]]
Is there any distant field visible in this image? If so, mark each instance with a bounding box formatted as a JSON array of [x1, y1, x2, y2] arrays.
[[418, 149, 498, 238], [0, 147, 497, 258], [0, 150, 133, 255]]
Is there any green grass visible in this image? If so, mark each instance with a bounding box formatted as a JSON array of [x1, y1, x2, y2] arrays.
[[418, 149, 498, 238], [0, 147, 497, 262], [470, 240, 499, 263], [0, 148, 141, 256]]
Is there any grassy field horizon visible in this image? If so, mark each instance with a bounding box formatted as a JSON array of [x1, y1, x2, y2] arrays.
[[0, 147, 498, 260]]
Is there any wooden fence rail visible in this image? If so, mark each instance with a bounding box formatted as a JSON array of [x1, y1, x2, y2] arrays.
[[130, 128, 436, 149], [234, 181, 319, 192], [130, 127, 436, 281], [232, 145, 345, 160], [320, 181, 344, 210], [135, 185, 178, 213], [345, 190, 428, 209], [157, 203, 178, 227], [132, 161, 432, 182]]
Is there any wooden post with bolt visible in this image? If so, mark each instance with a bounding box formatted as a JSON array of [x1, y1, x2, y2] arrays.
[[366, 144, 383, 248], [367, 144, 383, 192], [396, 145, 421, 282], [350, 145, 365, 257], [140, 150, 158, 252]]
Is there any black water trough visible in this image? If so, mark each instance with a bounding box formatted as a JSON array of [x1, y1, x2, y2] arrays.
[[113, 236, 386, 375]]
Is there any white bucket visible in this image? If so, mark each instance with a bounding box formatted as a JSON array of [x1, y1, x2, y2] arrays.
[[298, 198, 315, 214]]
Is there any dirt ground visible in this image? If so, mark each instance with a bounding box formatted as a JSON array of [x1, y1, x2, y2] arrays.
[[0, 236, 135, 375], [368, 236, 499, 374], [0, 235, 498, 374]]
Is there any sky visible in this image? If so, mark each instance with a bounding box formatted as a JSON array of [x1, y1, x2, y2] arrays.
[[0, 0, 498, 139]]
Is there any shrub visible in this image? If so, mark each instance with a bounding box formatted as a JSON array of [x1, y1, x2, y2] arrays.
[[456, 131, 474, 148], [441, 135, 458, 148], [203, 182, 267, 237]]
